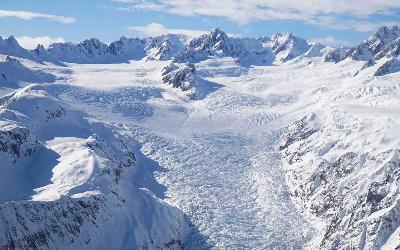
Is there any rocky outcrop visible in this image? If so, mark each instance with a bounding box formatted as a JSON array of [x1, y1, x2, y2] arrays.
[[323, 47, 350, 63], [324, 26, 400, 75], [325, 26, 400, 63], [0, 122, 39, 163], [268, 32, 311, 62], [162, 62, 197, 98], [280, 113, 400, 249], [174, 28, 276, 66], [0, 85, 189, 248], [374, 58, 400, 76], [108, 36, 146, 59], [144, 34, 187, 60]]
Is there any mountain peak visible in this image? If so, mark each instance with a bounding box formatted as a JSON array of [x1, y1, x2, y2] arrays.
[[373, 25, 400, 41], [81, 38, 103, 45], [273, 32, 293, 37], [210, 27, 228, 39], [271, 32, 296, 42], [269, 32, 310, 61], [4, 36, 21, 48], [211, 27, 223, 33]]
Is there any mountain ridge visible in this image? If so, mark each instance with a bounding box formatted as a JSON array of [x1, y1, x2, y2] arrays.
[[2, 25, 399, 76]]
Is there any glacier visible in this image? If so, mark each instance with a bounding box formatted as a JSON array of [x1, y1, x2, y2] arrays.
[[0, 26, 399, 249]]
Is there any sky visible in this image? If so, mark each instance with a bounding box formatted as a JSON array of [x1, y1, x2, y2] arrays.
[[1, 0, 400, 49]]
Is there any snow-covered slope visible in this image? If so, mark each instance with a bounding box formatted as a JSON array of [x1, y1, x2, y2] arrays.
[[0, 85, 188, 249], [0, 25, 399, 249], [0, 28, 317, 66], [0, 36, 39, 62], [325, 25, 400, 76], [266, 32, 311, 62], [144, 34, 188, 61], [174, 28, 275, 66], [0, 56, 55, 87], [275, 55, 400, 249]]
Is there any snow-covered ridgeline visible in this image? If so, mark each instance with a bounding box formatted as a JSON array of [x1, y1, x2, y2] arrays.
[[0, 85, 188, 249], [2, 25, 399, 76], [279, 62, 400, 248], [325, 26, 400, 76], [0, 27, 322, 66]]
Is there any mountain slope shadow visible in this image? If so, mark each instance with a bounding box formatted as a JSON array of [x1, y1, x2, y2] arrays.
[[0, 144, 60, 204], [193, 78, 224, 100]]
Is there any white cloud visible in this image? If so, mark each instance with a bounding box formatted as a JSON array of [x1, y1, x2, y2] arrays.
[[115, 0, 400, 31], [16, 36, 65, 49], [128, 22, 240, 38], [112, 0, 137, 2], [0, 10, 75, 24], [128, 22, 209, 37], [311, 36, 350, 47]]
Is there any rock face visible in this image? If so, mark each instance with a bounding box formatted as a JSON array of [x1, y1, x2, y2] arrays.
[[323, 47, 350, 63], [144, 34, 187, 60], [303, 42, 327, 58], [174, 28, 276, 66], [280, 112, 400, 249], [279, 113, 319, 152], [108, 36, 146, 59], [324, 25, 400, 76], [0, 28, 321, 66], [268, 32, 311, 62], [374, 58, 400, 76], [161, 61, 222, 99], [0, 121, 39, 163], [48, 39, 112, 63], [325, 26, 400, 63], [162, 62, 197, 98], [0, 85, 188, 249]]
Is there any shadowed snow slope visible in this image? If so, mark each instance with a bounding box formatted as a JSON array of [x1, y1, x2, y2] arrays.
[[0, 56, 55, 87], [0, 85, 188, 249]]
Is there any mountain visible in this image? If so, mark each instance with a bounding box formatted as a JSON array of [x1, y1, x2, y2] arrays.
[[45, 35, 187, 63], [302, 42, 327, 58], [0, 85, 188, 248], [144, 34, 188, 61], [1, 26, 398, 74], [324, 25, 400, 76], [351, 26, 400, 61], [48, 38, 113, 63], [266, 32, 312, 62], [0, 36, 42, 63], [174, 28, 276, 66], [0, 28, 326, 67], [161, 62, 222, 99], [280, 109, 400, 249], [108, 36, 146, 60], [0, 56, 55, 87], [0, 26, 399, 249]]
